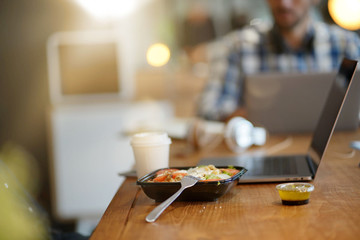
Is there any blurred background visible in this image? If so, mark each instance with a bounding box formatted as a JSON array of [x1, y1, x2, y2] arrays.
[[0, 0, 359, 238]]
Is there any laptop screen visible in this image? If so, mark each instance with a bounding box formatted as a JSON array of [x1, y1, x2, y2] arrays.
[[309, 58, 358, 166]]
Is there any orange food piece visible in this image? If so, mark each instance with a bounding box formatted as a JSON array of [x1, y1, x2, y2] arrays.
[[220, 168, 240, 176], [152, 174, 168, 182], [172, 172, 187, 181]]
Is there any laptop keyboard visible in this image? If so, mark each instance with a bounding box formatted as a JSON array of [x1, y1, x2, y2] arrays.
[[250, 156, 298, 175]]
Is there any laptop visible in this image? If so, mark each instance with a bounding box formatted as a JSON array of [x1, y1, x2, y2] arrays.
[[244, 71, 360, 133], [199, 58, 358, 183]]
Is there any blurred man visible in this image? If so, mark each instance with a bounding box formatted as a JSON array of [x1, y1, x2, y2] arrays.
[[197, 0, 360, 121]]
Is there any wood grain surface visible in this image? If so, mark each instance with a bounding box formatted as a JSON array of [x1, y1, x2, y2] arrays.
[[90, 130, 360, 240]]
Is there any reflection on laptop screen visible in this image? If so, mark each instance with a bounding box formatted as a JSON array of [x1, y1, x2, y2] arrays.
[[309, 59, 358, 165]]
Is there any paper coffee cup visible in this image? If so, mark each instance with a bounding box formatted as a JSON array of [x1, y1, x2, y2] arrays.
[[130, 132, 171, 178]]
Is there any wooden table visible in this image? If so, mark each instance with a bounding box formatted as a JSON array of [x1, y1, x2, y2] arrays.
[[90, 129, 360, 240]]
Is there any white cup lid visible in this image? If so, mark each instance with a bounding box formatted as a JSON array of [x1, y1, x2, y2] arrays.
[[130, 132, 171, 147]]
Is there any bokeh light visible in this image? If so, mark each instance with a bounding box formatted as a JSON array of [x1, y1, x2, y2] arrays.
[[74, 0, 150, 21], [146, 43, 171, 67], [328, 0, 360, 31]]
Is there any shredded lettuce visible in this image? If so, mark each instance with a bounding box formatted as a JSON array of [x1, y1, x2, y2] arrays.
[[206, 174, 219, 180]]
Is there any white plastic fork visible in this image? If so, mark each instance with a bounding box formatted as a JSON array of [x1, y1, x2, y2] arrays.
[[145, 175, 199, 222]]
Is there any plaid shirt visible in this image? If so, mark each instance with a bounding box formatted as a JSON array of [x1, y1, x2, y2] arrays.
[[197, 21, 360, 121]]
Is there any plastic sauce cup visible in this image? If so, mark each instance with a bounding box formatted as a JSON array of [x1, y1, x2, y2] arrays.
[[276, 182, 314, 205]]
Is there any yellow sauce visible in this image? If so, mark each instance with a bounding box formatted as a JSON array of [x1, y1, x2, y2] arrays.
[[276, 183, 314, 205]]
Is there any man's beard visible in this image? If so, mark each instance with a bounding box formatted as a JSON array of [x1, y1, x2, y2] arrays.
[[274, 10, 308, 32]]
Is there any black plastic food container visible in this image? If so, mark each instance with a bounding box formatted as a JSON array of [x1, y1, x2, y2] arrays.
[[136, 166, 247, 202]]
